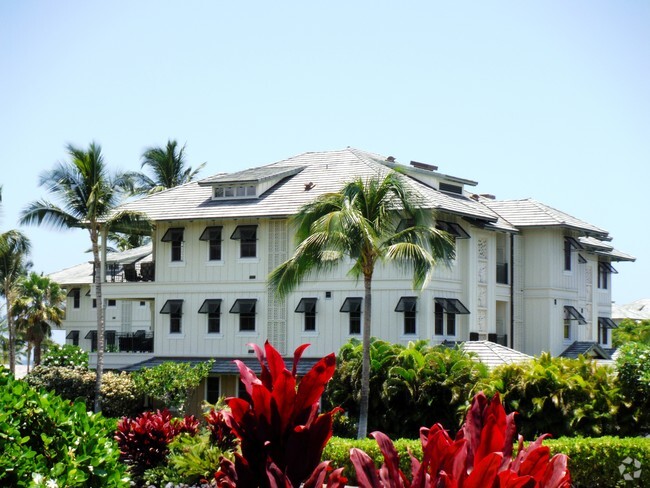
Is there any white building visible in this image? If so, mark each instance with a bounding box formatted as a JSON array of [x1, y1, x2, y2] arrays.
[[50, 148, 634, 403]]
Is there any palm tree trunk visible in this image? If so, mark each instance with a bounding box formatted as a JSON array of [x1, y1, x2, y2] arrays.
[[91, 228, 105, 413], [357, 272, 373, 439], [33, 335, 42, 366]]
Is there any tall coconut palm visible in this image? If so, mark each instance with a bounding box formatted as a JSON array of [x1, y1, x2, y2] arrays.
[[127, 139, 205, 195], [269, 171, 455, 438], [0, 230, 31, 374], [13, 272, 65, 368], [20, 142, 150, 412]]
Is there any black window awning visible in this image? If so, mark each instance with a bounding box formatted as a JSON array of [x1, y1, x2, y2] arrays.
[[198, 299, 222, 314], [578, 254, 587, 264], [564, 236, 583, 251], [435, 298, 470, 314], [199, 226, 223, 241], [599, 261, 618, 274], [598, 317, 618, 329], [160, 299, 183, 314], [161, 228, 184, 242], [295, 298, 317, 313], [66, 330, 79, 340], [564, 306, 587, 325], [340, 297, 362, 313], [84, 331, 97, 339], [230, 299, 257, 314], [436, 221, 470, 239], [230, 225, 257, 240], [395, 296, 417, 313], [67, 287, 80, 297]]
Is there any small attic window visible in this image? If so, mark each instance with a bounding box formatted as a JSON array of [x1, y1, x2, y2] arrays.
[[439, 182, 463, 194], [213, 184, 257, 200]]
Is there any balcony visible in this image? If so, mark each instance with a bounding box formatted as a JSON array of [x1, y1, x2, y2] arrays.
[[85, 331, 154, 353], [95, 261, 155, 283]]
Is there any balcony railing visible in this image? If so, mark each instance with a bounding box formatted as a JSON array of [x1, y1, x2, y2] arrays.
[[94, 261, 155, 283], [84, 331, 154, 353]]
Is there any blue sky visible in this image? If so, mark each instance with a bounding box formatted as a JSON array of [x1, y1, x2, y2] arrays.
[[1, 1, 648, 305]]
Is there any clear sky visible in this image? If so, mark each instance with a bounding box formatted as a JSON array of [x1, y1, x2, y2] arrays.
[[1, 1, 648, 305]]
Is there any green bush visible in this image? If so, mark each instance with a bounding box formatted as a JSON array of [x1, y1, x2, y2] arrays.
[[325, 339, 487, 438], [0, 366, 129, 487], [25, 366, 143, 418], [41, 343, 89, 369], [479, 353, 625, 438], [616, 342, 650, 433], [323, 436, 650, 487], [167, 431, 233, 485]]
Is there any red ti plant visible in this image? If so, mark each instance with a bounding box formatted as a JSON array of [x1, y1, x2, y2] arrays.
[[214, 341, 343, 488], [115, 408, 199, 478], [350, 392, 571, 488]]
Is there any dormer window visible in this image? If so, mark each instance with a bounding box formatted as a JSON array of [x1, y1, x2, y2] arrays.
[[213, 185, 257, 200]]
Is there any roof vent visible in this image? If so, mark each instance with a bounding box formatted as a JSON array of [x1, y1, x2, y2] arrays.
[[386, 156, 396, 162], [480, 194, 496, 200], [304, 182, 315, 191], [410, 161, 438, 171]]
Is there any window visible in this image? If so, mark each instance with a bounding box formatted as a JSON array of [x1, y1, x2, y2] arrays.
[[106, 330, 116, 350], [85, 330, 97, 352], [92, 299, 97, 308], [598, 261, 617, 290], [230, 299, 257, 332], [563, 236, 582, 272], [199, 299, 222, 334], [340, 297, 362, 335], [206, 376, 221, 404], [598, 317, 617, 345], [395, 297, 417, 335], [436, 221, 470, 239], [563, 305, 586, 340], [161, 228, 184, 262], [214, 185, 257, 200], [439, 182, 463, 194], [200, 226, 223, 261], [160, 299, 183, 334], [231, 225, 257, 258], [434, 298, 470, 337], [107, 299, 116, 307], [296, 298, 317, 332], [66, 330, 79, 346], [68, 288, 80, 309]]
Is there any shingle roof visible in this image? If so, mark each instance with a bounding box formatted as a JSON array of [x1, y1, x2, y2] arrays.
[[444, 340, 532, 368], [120, 355, 321, 376], [559, 341, 611, 360], [613, 299, 650, 321], [484, 199, 609, 238], [115, 148, 504, 224], [198, 165, 304, 185]]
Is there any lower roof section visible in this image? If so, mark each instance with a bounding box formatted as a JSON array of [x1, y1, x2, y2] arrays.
[[120, 355, 321, 376]]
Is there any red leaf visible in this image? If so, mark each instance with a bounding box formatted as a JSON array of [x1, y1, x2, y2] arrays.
[[251, 382, 273, 425], [370, 431, 404, 485], [351, 447, 383, 488], [303, 461, 331, 488], [463, 452, 502, 488], [266, 340, 289, 382], [497, 470, 535, 488], [325, 467, 348, 488], [272, 369, 297, 433], [294, 353, 336, 416], [292, 343, 311, 376], [540, 454, 571, 488], [518, 446, 550, 480], [234, 359, 261, 398]]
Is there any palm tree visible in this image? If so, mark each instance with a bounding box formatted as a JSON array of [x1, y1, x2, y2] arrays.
[[20, 142, 149, 412], [0, 230, 31, 374], [269, 171, 455, 438], [127, 139, 205, 195], [107, 231, 151, 252], [13, 272, 65, 368]]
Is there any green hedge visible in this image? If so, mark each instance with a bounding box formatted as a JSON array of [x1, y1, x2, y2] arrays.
[[323, 436, 650, 487]]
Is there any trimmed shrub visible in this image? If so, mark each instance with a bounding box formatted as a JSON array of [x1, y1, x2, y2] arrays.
[[0, 366, 128, 487], [41, 343, 89, 368], [100, 371, 143, 418]]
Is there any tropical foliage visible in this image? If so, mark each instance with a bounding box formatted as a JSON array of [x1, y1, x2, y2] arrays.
[[0, 367, 128, 487], [616, 342, 650, 432], [126, 139, 205, 195], [131, 360, 213, 415], [20, 141, 150, 412], [269, 171, 455, 438], [12, 272, 65, 367], [613, 318, 650, 346], [325, 339, 488, 438], [479, 352, 624, 438], [40, 343, 89, 369]]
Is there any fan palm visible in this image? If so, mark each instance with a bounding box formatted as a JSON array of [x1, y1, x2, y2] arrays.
[[269, 170, 455, 438], [19, 142, 150, 412], [127, 139, 205, 195], [0, 230, 31, 374], [13, 272, 65, 368]]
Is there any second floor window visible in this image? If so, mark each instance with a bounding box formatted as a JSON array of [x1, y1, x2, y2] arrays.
[[295, 298, 318, 332], [68, 288, 80, 309], [231, 225, 257, 258], [340, 297, 362, 335], [162, 228, 185, 262], [199, 299, 222, 334], [434, 298, 470, 337], [160, 299, 183, 334], [563, 236, 582, 272], [200, 226, 223, 261], [598, 261, 617, 290], [395, 296, 417, 335]]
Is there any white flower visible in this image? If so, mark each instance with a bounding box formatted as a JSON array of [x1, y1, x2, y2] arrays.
[[32, 473, 44, 484], [46, 479, 58, 488]]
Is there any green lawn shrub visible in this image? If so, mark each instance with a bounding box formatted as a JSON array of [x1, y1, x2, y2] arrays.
[[324, 436, 650, 487], [325, 339, 488, 438], [616, 342, 650, 433], [26, 366, 143, 418], [0, 366, 128, 487], [41, 343, 89, 368]]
